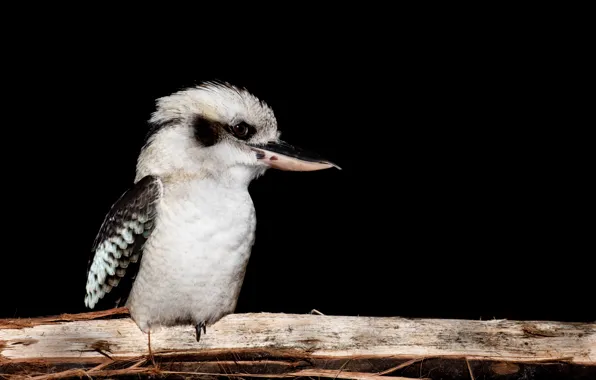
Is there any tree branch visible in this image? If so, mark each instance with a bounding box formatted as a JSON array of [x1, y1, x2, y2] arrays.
[[1, 309, 594, 379]]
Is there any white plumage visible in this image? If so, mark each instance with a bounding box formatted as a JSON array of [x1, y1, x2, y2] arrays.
[[127, 176, 256, 333]]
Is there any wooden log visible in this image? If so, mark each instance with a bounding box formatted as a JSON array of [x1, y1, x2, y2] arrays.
[[0, 308, 594, 379]]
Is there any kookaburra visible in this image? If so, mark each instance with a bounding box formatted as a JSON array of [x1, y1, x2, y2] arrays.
[[84, 81, 339, 343]]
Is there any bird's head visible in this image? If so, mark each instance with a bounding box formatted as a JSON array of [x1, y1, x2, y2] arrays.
[[137, 81, 339, 185]]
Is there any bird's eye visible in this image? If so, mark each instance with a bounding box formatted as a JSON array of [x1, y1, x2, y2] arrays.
[[231, 123, 250, 139]]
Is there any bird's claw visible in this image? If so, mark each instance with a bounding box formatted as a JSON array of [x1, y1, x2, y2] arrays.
[[195, 321, 207, 342]]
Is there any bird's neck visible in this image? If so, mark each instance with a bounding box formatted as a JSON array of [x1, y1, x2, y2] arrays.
[[195, 164, 260, 189], [135, 160, 261, 190], [221, 165, 262, 188]]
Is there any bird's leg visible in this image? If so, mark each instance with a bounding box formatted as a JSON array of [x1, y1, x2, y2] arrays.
[[195, 321, 207, 342], [147, 330, 157, 368]]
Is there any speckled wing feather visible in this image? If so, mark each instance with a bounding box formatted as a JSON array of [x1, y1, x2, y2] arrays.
[[84, 175, 162, 310]]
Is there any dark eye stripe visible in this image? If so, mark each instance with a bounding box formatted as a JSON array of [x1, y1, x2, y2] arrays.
[[191, 115, 258, 147], [192, 115, 222, 147]]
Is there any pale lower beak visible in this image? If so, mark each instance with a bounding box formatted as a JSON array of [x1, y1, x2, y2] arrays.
[[248, 140, 341, 171]]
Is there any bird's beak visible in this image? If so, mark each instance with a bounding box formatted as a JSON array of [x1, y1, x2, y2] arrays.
[[248, 140, 341, 171]]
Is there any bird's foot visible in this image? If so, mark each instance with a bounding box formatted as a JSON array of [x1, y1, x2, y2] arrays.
[[195, 321, 207, 342]]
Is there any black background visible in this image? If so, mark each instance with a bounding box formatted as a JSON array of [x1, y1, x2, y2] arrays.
[[0, 13, 591, 324]]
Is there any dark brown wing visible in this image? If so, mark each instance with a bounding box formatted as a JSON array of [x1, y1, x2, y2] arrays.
[[84, 175, 162, 310]]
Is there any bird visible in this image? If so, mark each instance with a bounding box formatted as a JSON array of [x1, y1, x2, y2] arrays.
[[84, 81, 340, 348]]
